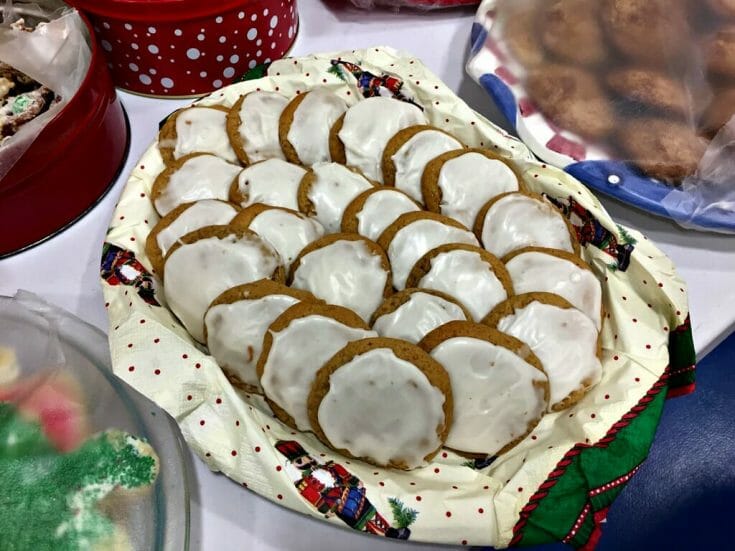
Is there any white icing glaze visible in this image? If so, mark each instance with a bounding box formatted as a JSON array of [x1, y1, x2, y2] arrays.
[[418, 249, 508, 321], [238, 91, 288, 162], [355, 189, 421, 241], [391, 129, 461, 202], [163, 233, 280, 343], [506, 251, 602, 330], [248, 209, 325, 268], [172, 107, 238, 163], [386, 218, 479, 290], [260, 315, 376, 431], [438, 153, 519, 229], [338, 97, 427, 182], [204, 294, 300, 390], [154, 155, 242, 216], [372, 292, 466, 344], [481, 194, 574, 258], [156, 200, 238, 256], [317, 348, 445, 468], [306, 162, 373, 233], [430, 336, 547, 455], [291, 239, 388, 321], [233, 159, 306, 210], [497, 302, 601, 409], [287, 88, 348, 165]]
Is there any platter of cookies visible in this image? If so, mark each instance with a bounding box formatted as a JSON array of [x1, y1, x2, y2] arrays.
[[101, 47, 694, 547]]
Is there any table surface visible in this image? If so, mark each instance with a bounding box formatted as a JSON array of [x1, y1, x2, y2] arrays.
[[1, 2, 734, 550]]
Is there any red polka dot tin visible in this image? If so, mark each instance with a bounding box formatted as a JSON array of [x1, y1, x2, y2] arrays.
[[67, 0, 299, 97]]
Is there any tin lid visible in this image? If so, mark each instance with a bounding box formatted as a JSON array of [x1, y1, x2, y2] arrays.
[[66, 0, 256, 22]]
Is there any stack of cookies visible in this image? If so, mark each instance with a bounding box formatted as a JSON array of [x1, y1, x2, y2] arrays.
[[145, 86, 604, 470]]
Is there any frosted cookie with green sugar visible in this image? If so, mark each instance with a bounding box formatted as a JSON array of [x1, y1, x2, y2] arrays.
[[229, 158, 307, 211], [257, 302, 376, 431], [163, 225, 284, 343], [297, 162, 375, 233], [381, 125, 464, 202], [503, 247, 603, 330], [231, 204, 325, 269], [370, 288, 470, 344], [227, 91, 288, 164], [377, 211, 479, 291], [145, 199, 240, 277], [204, 280, 319, 393], [307, 337, 452, 470], [421, 148, 523, 230], [158, 105, 239, 166], [483, 293, 602, 411], [288, 234, 392, 322], [329, 96, 427, 182], [150, 153, 242, 216], [406, 243, 514, 322], [474, 191, 580, 259], [340, 186, 421, 242]]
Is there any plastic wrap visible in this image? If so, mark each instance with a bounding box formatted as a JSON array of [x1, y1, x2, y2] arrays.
[[0, 0, 91, 181], [467, 0, 735, 232]]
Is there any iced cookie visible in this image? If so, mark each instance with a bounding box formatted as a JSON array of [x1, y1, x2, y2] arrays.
[[483, 293, 602, 411], [541, 0, 608, 66], [419, 321, 548, 457], [146, 199, 239, 277], [474, 191, 580, 259], [381, 125, 463, 202], [257, 302, 376, 431], [159, 106, 238, 165], [227, 91, 288, 164], [605, 68, 690, 117], [331, 96, 428, 182], [204, 280, 319, 393], [279, 88, 349, 166], [308, 337, 452, 470], [377, 211, 479, 290], [297, 162, 375, 233], [370, 288, 470, 344], [422, 148, 522, 230], [229, 158, 307, 211], [163, 226, 284, 342], [288, 234, 392, 322], [150, 153, 242, 216], [231, 204, 325, 269], [406, 243, 514, 322], [503, 247, 603, 330], [340, 186, 421, 241]]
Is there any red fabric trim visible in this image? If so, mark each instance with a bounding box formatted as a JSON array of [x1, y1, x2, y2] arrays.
[[666, 383, 696, 399], [669, 364, 696, 375]]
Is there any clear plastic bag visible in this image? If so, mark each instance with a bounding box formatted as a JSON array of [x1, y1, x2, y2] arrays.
[[347, 0, 479, 10]]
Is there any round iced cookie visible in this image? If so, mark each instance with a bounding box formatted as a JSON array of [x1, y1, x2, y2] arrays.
[[503, 247, 603, 330], [229, 158, 307, 211], [406, 243, 514, 322], [163, 225, 284, 343], [422, 148, 522, 230], [483, 293, 602, 411], [308, 337, 452, 470], [158, 105, 239, 165], [474, 191, 580, 259], [370, 288, 470, 344], [226, 91, 288, 164], [331, 96, 428, 182], [231, 204, 325, 269], [377, 211, 479, 291], [297, 162, 375, 233], [146, 199, 239, 277], [150, 153, 242, 216], [257, 302, 376, 431], [288, 234, 392, 322], [381, 125, 463, 202], [204, 280, 318, 393], [340, 186, 421, 242], [279, 88, 349, 166], [419, 321, 549, 457]]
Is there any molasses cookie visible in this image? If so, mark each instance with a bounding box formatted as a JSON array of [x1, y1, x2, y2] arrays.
[[159, 105, 239, 166], [605, 67, 690, 117], [340, 186, 421, 241], [227, 91, 288, 164], [229, 158, 307, 210], [541, 0, 609, 66]]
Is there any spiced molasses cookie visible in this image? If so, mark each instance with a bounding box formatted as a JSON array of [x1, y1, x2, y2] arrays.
[[541, 0, 608, 66], [705, 26, 735, 80], [340, 186, 421, 241], [605, 68, 690, 117], [227, 91, 288, 164], [159, 105, 239, 166], [229, 158, 307, 210], [700, 88, 735, 138], [501, 0, 546, 68]]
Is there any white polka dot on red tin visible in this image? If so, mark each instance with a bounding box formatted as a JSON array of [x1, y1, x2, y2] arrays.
[[216, 55, 224, 62], [101, 40, 112, 52], [213, 79, 223, 88], [148, 44, 159, 54], [139, 74, 152, 85], [149, 68, 157, 75], [200, 71, 207, 78], [215, 16, 223, 23], [174, 28, 182, 36], [247, 28, 257, 40], [224, 67, 235, 78], [256, 38, 262, 46], [251, 13, 257, 21], [264, 8, 270, 15], [161, 78, 174, 89], [131, 43, 139, 50], [187, 48, 201, 60], [197, 33, 205, 41], [129, 63, 138, 71], [124, 23, 132, 30], [270, 15, 279, 28], [219, 36, 226, 43], [230, 54, 240, 63], [248, 60, 257, 69]]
